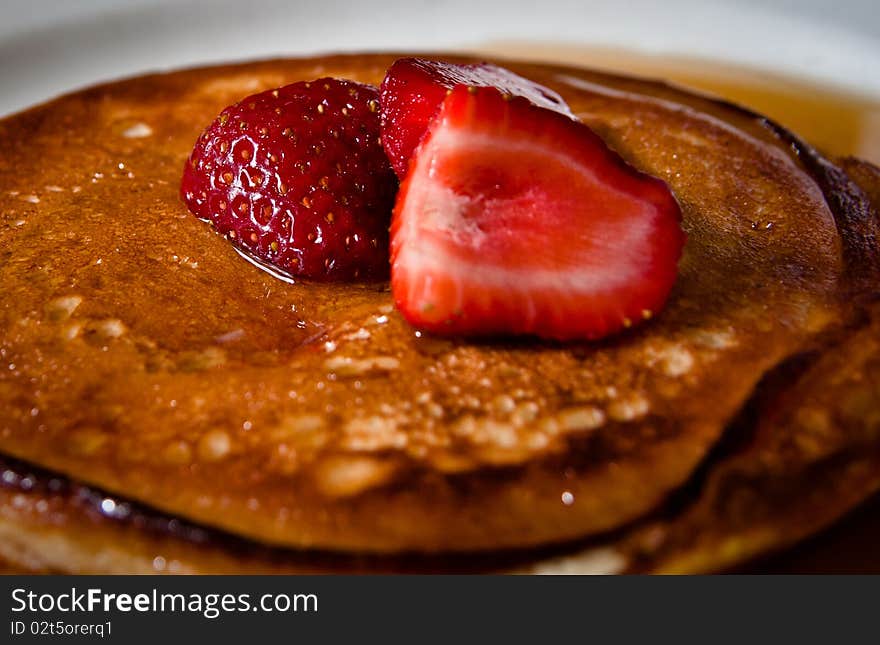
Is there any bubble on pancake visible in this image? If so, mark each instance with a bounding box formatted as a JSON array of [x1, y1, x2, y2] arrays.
[[511, 401, 540, 426], [607, 394, 651, 422], [525, 546, 628, 575], [61, 322, 83, 341], [341, 416, 407, 451], [45, 295, 82, 321], [214, 328, 245, 344], [312, 455, 397, 498], [554, 406, 606, 432], [324, 355, 400, 377], [197, 74, 287, 101], [197, 430, 232, 462], [73, 318, 127, 347], [273, 414, 326, 436], [170, 254, 199, 269], [342, 327, 371, 341], [175, 347, 227, 372], [425, 402, 444, 419], [121, 122, 153, 139], [491, 394, 516, 414], [452, 416, 533, 465], [645, 342, 695, 378], [659, 345, 694, 377], [690, 327, 737, 350], [91, 318, 127, 340], [265, 415, 331, 475]]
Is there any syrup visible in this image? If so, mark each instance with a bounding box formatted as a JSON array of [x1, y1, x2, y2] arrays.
[[479, 43, 880, 164]]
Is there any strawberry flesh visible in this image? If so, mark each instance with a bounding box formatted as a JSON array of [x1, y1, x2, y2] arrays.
[[181, 78, 396, 281], [379, 58, 574, 178], [391, 86, 685, 341]]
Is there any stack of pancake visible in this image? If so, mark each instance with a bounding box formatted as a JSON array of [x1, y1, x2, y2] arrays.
[[1, 54, 878, 573]]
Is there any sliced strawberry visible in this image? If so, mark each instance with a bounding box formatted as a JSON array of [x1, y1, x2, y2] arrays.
[[379, 57, 574, 178], [391, 86, 685, 341]]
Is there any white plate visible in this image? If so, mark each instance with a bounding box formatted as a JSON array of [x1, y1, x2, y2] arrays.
[[1, 0, 879, 117]]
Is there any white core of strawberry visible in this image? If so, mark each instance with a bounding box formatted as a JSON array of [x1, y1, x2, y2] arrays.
[[395, 126, 659, 298]]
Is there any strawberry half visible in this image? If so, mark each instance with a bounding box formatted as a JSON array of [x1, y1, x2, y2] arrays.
[[390, 86, 685, 341], [379, 58, 574, 178], [181, 78, 396, 281]]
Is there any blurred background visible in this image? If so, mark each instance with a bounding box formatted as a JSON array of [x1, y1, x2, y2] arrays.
[[0, 3, 876, 100], [1, 0, 878, 160]]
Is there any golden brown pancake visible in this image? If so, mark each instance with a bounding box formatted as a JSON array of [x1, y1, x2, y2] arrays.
[[3, 292, 880, 575], [0, 54, 878, 565], [7, 305, 880, 574]]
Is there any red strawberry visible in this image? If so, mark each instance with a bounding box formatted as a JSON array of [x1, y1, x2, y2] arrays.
[[379, 57, 574, 178], [181, 78, 396, 281], [391, 86, 685, 341]]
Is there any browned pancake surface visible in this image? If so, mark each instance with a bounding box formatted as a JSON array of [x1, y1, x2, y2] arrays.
[[0, 54, 872, 552], [4, 300, 880, 574]]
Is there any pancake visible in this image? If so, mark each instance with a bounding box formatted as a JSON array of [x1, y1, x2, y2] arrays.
[[8, 304, 880, 574], [0, 54, 878, 562], [3, 288, 880, 574]]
